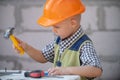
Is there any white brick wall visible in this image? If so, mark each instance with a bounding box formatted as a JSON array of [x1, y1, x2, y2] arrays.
[[0, 0, 120, 80], [0, 4, 15, 29], [105, 6, 120, 30]]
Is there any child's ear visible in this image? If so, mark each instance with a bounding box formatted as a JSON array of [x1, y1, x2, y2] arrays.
[[71, 18, 77, 28]]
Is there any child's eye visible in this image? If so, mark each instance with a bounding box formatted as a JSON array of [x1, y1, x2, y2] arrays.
[[55, 26, 60, 28]]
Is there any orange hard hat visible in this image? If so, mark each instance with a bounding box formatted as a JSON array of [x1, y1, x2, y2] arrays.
[[37, 0, 85, 27]]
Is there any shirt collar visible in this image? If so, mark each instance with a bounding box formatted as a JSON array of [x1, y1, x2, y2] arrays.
[[58, 26, 84, 53]]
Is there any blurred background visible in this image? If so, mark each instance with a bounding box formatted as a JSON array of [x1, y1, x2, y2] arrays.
[[0, 0, 120, 80]]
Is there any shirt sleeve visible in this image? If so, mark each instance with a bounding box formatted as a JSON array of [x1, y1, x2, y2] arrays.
[[41, 42, 55, 63], [80, 41, 102, 69]]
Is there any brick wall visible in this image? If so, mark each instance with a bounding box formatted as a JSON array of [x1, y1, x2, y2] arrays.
[[0, 0, 120, 80]]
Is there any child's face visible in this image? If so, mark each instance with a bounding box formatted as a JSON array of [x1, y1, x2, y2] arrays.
[[52, 18, 77, 39]]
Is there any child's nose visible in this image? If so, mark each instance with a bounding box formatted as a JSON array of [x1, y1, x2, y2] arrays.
[[52, 28, 57, 34]]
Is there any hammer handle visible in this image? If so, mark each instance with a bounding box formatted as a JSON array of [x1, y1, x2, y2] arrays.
[[10, 35, 24, 55]]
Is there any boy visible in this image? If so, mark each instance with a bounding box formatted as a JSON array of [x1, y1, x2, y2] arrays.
[[14, 0, 102, 79]]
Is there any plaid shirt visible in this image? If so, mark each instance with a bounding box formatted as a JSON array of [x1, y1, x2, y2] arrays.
[[42, 27, 102, 69]]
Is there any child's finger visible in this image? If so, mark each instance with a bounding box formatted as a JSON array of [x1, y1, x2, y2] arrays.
[[47, 67, 57, 76], [12, 44, 20, 54], [14, 37, 22, 43]]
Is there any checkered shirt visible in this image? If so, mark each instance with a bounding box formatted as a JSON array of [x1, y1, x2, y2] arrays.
[[42, 27, 102, 69]]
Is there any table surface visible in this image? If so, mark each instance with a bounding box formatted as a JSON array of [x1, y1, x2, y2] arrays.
[[0, 70, 81, 80]]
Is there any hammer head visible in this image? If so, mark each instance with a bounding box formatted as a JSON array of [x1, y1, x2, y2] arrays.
[[4, 27, 15, 39]]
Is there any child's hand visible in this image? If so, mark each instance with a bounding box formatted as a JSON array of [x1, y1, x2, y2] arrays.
[[48, 67, 67, 76], [12, 37, 28, 54]]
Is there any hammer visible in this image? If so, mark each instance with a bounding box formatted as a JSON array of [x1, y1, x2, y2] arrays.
[[4, 27, 24, 55]]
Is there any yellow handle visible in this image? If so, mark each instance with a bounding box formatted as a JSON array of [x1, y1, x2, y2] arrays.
[[10, 35, 24, 55]]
